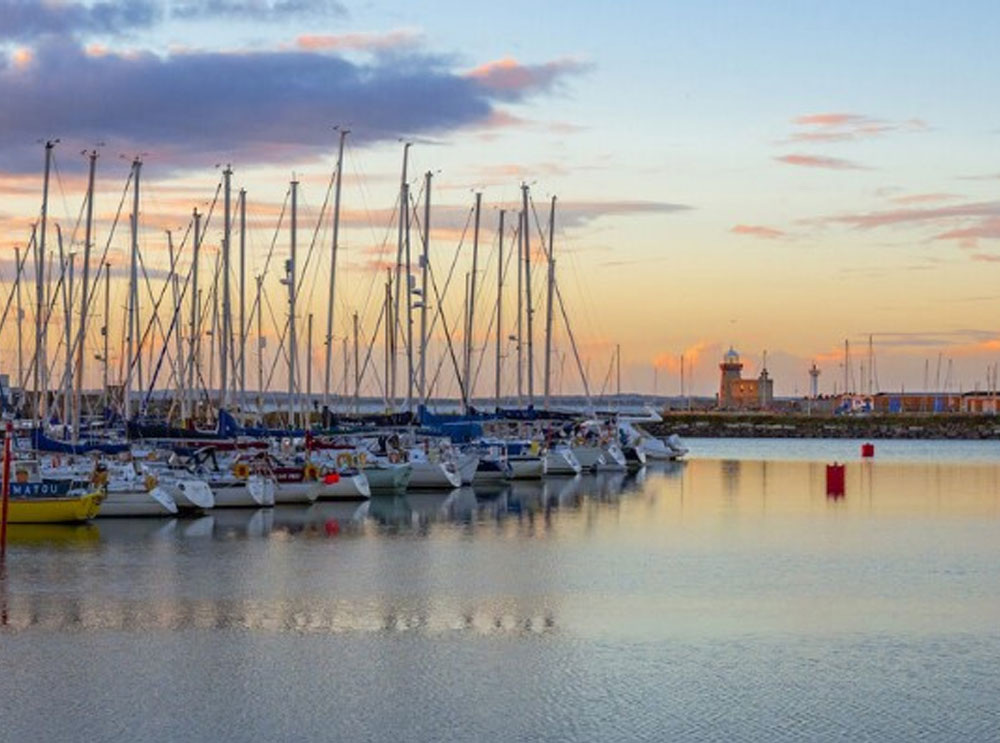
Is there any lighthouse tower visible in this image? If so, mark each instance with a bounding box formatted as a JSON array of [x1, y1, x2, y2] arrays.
[[719, 347, 743, 408], [809, 362, 821, 399]]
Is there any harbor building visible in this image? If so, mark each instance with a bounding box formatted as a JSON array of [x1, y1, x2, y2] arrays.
[[718, 347, 774, 410]]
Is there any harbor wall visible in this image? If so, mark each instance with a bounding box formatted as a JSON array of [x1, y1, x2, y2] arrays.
[[647, 413, 1000, 440]]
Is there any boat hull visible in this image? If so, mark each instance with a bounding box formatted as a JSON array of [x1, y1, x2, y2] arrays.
[[363, 463, 412, 492], [7, 492, 103, 523], [97, 487, 178, 517], [314, 473, 371, 501], [545, 449, 582, 475], [210, 476, 272, 508], [408, 462, 461, 490], [509, 456, 546, 480]]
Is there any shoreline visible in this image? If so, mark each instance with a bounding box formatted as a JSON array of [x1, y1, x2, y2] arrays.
[[645, 413, 1000, 440]]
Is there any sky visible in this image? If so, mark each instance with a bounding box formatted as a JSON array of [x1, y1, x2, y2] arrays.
[[1, 0, 1000, 402]]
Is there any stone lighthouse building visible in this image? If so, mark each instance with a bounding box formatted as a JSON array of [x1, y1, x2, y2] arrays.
[[718, 347, 774, 410]]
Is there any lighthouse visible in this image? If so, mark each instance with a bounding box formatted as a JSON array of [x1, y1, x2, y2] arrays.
[[809, 362, 821, 399]]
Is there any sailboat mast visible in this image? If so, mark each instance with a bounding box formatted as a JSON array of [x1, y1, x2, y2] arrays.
[[353, 310, 359, 414], [616, 344, 621, 399], [167, 231, 185, 424], [102, 261, 110, 409], [221, 166, 232, 409], [187, 208, 200, 422], [288, 178, 299, 429], [384, 271, 392, 410], [124, 157, 141, 421], [73, 149, 97, 441], [418, 170, 432, 406], [543, 195, 556, 409], [392, 143, 411, 410], [35, 141, 54, 424], [306, 312, 313, 414], [14, 247, 23, 401], [255, 274, 263, 418], [464, 192, 481, 412], [516, 211, 523, 405], [405, 182, 414, 414], [323, 128, 348, 412], [239, 189, 246, 412], [495, 209, 505, 409], [522, 184, 534, 405], [59, 232, 73, 429]]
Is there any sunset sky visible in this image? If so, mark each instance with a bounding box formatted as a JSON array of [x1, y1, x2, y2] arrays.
[[2, 0, 1000, 401]]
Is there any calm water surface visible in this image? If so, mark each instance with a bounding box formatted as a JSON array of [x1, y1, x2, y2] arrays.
[[1, 440, 998, 741]]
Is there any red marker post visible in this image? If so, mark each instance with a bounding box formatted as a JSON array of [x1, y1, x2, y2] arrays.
[[0, 422, 13, 558]]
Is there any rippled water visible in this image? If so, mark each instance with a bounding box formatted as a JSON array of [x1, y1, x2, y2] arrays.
[[1, 441, 998, 741]]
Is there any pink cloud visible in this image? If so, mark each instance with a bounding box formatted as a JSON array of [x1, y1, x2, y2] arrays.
[[730, 224, 786, 239], [830, 202, 1000, 229], [786, 113, 926, 143], [465, 56, 589, 97], [793, 113, 866, 127], [890, 192, 960, 205], [935, 216, 1000, 248], [295, 29, 422, 52], [776, 153, 868, 170]]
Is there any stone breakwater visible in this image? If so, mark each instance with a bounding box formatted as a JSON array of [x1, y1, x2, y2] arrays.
[[646, 414, 1000, 440]]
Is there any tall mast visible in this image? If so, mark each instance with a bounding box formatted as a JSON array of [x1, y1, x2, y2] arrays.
[[522, 184, 534, 405], [844, 339, 849, 395], [404, 181, 414, 413], [73, 149, 97, 441], [221, 165, 232, 409], [167, 231, 184, 424], [306, 312, 313, 416], [418, 170, 432, 406], [124, 157, 141, 421], [35, 141, 54, 424], [324, 129, 348, 411], [616, 344, 621, 399], [288, 178, 299, 428], [238, 188, 247, 413], [208, 253, 219, 402], [495, 210, 505, 409], [392, 143, 411, 410], [516, 211, 523, 405], [543, 195, 556, 409], [341, 336, 349, 403], [352, 310, 359, 414], [464, 192, 482, 412], [384, 270, 392, 410], [14, 247, 23, 401], [255, 274, 263, 418], [59, 231, 73, 429], [102, 261, 110, 410], [187, 208, 201, 422]]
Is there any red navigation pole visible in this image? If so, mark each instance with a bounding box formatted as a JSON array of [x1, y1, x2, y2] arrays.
[[1, 422, 13, 558]]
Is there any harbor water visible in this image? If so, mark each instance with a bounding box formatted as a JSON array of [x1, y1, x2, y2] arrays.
[[1, 440, 998, 741]]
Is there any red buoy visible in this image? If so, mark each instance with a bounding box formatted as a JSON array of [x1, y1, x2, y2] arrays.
[[325, 519, 340, 536], [826, 462, 846, 496], [861, 443, 875, 458]]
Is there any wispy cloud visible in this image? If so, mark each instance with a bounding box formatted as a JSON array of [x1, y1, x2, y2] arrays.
[[786, 112, 927, 143], [827, 201, 1000, 230], [172, 1, 345, 21], [890, 192, 960, 205], [730, 224, 785, 239], [775, 153, 869, 170], [0, 0, 159, 41], [0, 0, 345, 42], [464, 57, 590, 100], [294, 29, 422, 53]]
